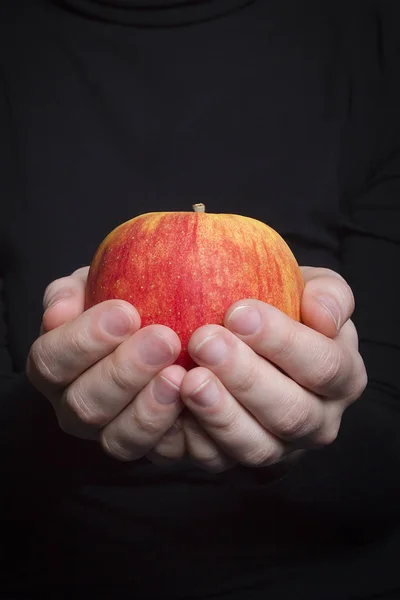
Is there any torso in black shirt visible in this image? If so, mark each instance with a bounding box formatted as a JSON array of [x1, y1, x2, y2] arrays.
[[1, 1, 400, 598]]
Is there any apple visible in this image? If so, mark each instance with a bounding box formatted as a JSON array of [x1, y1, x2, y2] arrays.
[[85, 204, 304, 369]]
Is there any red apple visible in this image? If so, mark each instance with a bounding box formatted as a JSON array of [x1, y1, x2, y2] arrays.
[[85, 204, 304, 369]]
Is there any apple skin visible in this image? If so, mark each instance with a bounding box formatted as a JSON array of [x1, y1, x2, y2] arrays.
[[85, 209, 304, 369]]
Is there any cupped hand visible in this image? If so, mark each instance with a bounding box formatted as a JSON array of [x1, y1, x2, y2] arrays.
[[27, 267, 187, 463], [180, 267, 368, 472]]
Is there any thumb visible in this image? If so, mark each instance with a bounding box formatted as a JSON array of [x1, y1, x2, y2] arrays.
[[41, 266, 89, 334], [300, 266, 355, 338]]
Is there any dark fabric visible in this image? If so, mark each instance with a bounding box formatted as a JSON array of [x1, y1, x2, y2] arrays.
[[56, 0, 254, 26], [1, 0, 400, 598]]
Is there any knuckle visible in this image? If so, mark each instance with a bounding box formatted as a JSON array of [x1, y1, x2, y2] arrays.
[[68, 327, 92, 358], [130, 396, 166, 437], [193, 449, 225, 472], [57, 415, 74, 436], [107, 354, 136, 393], [344, 355, 368, 404], [240, 437, 281, 467], [101, 433, 134, 462], [43, 277, 72, 306], [28, 339, 64, 387], [230, 361, 260, 396], [240, 433, 282, 468], [133, 413, 163, 437], [62, 385, 107, 428], [56, 411, 82, 438], [308, 273, 355, 325], [43, 280, 62, 303], [357, 363, 368, 395], [312, 347, 346, 392], [152, 444, 184, 462], [153, 431, 185, 461], [312, 422, 340, 448], [72, 266, 89, 277], [275, 396, 315, 440], [211, 408, 241, 434]]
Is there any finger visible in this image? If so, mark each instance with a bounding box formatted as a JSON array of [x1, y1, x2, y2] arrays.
[[28, 300, 141, 397], [187, 329, 339, 447], [183, 411, 236, 473], [59, 325, 181, 432], [181, 367, 288, 465], [299, 266, 355, 338], [337, 318, 362, 355], [100, 365, 185, 461], [42, 267, 90, 333], [43, 267, 89, 311], [336, 321, 368, 403], [224, 301, 357, 398], [146, 416, 186, 466]]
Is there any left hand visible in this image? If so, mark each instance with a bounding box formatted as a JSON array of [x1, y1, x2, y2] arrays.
[[179, 267, 368, 472]]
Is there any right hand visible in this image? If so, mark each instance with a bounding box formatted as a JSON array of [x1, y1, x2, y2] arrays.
[[26, 267, 187, 464]]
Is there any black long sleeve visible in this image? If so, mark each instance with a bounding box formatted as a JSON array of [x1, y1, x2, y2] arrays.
[[224, 2, 400, 529], [1, 1, 400, 598]]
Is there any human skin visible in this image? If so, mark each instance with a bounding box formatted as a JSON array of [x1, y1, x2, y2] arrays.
[[27, 266, 367, 473]]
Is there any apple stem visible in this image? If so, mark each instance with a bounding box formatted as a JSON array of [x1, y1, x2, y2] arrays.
[[192, 203, 206, 213]]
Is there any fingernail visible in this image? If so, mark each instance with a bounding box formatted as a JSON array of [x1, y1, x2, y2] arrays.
[[317, 296, 340, 331], [44, 289, 73, 310], [189, 379, 219, 407], [194, 334, 228, 366], [227, 305, 261, 335], [139, 334, 175, 367], [152, 376, 180, 405], [99, 306, 133, 337]]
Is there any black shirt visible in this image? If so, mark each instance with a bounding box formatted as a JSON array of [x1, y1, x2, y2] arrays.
[[1, 1, 400, 598]]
